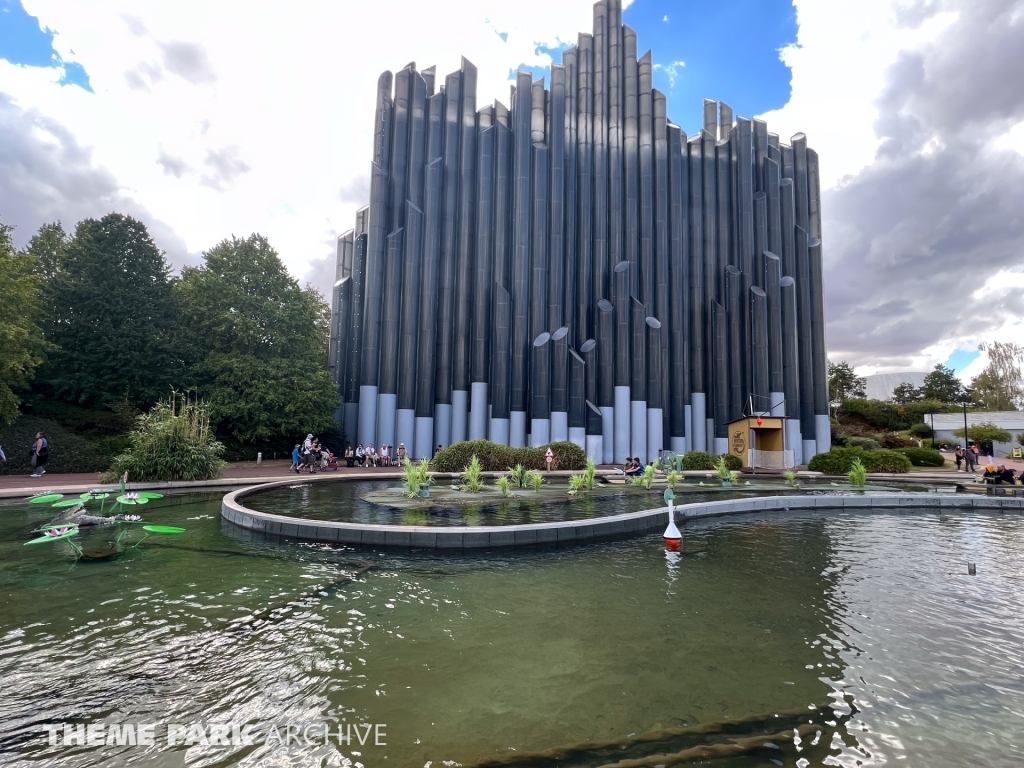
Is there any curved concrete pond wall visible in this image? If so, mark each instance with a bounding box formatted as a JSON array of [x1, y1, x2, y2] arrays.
[[221, 479, 1024, 550]]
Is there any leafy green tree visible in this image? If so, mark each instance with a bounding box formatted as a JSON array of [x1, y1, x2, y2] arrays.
[[175, 234, 338, 445], [38, 214, 182, 409], [25, 221, 69, 282], [920, 363, 964, 404], [969, 342, 1024, 410], [828, 360, 866, 403], [953, 422, 1012, 446], [890, 382, 919, 405], [0, 219, 47, 424]]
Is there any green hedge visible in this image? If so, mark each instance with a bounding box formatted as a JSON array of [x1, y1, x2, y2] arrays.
[[681, 451, 742, 471], [808, 447, 911, 474], [0, 415, 110, 475], [896, 447, 945, 467], [431, 440, 587, 473]]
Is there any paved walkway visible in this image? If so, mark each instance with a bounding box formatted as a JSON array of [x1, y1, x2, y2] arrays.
[[0, 460, 407, 498]]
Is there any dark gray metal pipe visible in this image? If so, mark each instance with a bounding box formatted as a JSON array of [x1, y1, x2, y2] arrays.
[[765, 157, 781, 259], [490, 283, 512, 420], [563, 47, 579, 347], [397, 206, 423, 411], [750, 285, 769, 408], [358, 71, 393, 393], [809, 238, 828, 417], [667, 124, 688, 449], [434, 70, 462, 420], [415, 155, 443, 418], [613, 261, 631, 387], [638, 51, 654, 308], [753, 191, 767, 289], [510, 70, 533, 425], [451, 59, 478, 438], [794, 225, 815, 439], [713, 301, 728, 438], [576, 34, 594, 342], [597, 298, 615, 409], [569, 344, 588, 429], [687, 137, 704, 396], [780, 177, 796, 279], [623, 26, 639, 297], [765, 252, 784, 397], [346, 233, 367, 404], [725, 264, 743, 422], [471, 124, 495, 392], [593, 2, 609, 322], [780, 275, 801, 420]]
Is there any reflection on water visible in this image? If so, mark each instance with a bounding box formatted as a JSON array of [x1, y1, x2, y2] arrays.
[[0, 492, 1021, 767]]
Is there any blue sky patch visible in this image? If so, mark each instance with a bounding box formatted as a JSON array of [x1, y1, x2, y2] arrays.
[[944, 348, 981, 376], [0, 0, 93, 92], [510, 0, 796, 135]]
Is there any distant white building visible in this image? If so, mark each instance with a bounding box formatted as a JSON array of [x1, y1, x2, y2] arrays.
[[863, 372, 928, 401], [928, 411, 1024, 457]]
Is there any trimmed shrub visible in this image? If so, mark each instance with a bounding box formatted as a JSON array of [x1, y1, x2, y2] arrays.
[[896, 447, 945, 467], [808, 447, 911, 474], [681, 451, 742, 471], [431, 440, 587, 473], [908, 422, 933, 438], [847, 436, 881, 451], [862, 450, 913, 473], [0, 415, 110, 475]]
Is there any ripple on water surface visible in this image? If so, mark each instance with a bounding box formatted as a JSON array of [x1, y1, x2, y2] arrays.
[[0, 492, 1022, 767]]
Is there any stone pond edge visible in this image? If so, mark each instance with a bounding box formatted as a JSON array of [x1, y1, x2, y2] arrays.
[[220, 479, 1024, 550]]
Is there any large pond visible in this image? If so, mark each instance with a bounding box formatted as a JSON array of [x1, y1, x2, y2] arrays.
[[1, 491, 1022, 766]]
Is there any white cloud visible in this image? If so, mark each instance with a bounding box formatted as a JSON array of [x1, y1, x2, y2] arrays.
[[3, 0, 604, 293], [760, 0, 1024, 375]]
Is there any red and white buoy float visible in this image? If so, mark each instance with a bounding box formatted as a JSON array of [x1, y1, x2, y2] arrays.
[[663, 488, 681, 550]]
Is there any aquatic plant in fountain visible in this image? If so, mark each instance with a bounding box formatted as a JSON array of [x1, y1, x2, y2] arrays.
[[568, 458, 598, 494], [507, 464, 528, 489], [785, 470, 800, 488], [567, 474, 587, 495], [638, 460, 655, 489], [496, 474, 513, 497], [460, 455, 485, 493], [716, 456, 734, 486], [525, 469, 544, 492], [848, 458, 867, 486], [665, 469, 681, 488]]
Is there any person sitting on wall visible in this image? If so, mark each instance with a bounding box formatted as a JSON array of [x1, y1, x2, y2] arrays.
[[344, 445, 355, 467], [982, 465, 998, 483], [355, 444, 365, 466], [365, 444, 377, 468], [624, 457, 642, 476], [380, 444, 390, 466], [996, 465, 1016, 484]]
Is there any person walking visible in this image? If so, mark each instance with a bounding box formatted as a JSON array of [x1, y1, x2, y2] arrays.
[[396, 444, 407, 464], [291, 444, 301, 473], [954, 446, 964, 472], [965, 444, 978, 472], [30, 432, 49, 477]]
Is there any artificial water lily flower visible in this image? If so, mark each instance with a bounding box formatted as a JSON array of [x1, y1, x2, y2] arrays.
[[120, 514, 143, 522], [45, 527, 71, 537]]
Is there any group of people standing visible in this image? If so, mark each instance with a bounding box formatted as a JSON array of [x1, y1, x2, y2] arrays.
[[290, 434, 337, 474]]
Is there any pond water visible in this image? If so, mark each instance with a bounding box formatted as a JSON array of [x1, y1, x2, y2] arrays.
[[1, 491, 1021, 767], [244, 478, 803, 526], [240, 478, 917, 527]]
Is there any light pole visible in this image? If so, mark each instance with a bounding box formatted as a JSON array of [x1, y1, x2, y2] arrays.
[[960, 387, 973, 449]]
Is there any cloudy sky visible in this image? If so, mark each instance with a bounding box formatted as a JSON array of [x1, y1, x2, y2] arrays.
[[1, 0, 1022, 381]]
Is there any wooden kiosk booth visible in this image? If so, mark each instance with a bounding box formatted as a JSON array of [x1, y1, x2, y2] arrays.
[[727, 416, 795, 471]]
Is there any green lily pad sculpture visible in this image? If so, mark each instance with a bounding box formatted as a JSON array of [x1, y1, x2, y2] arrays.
[[29, 494, 64, 504], [25, 525, 84, 555]]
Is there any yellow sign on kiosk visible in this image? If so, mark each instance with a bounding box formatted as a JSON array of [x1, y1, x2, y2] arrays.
[[727, 416, 785, 469]]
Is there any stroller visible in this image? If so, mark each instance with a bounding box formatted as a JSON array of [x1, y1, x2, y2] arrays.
[[322, 450, 339, 471]]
